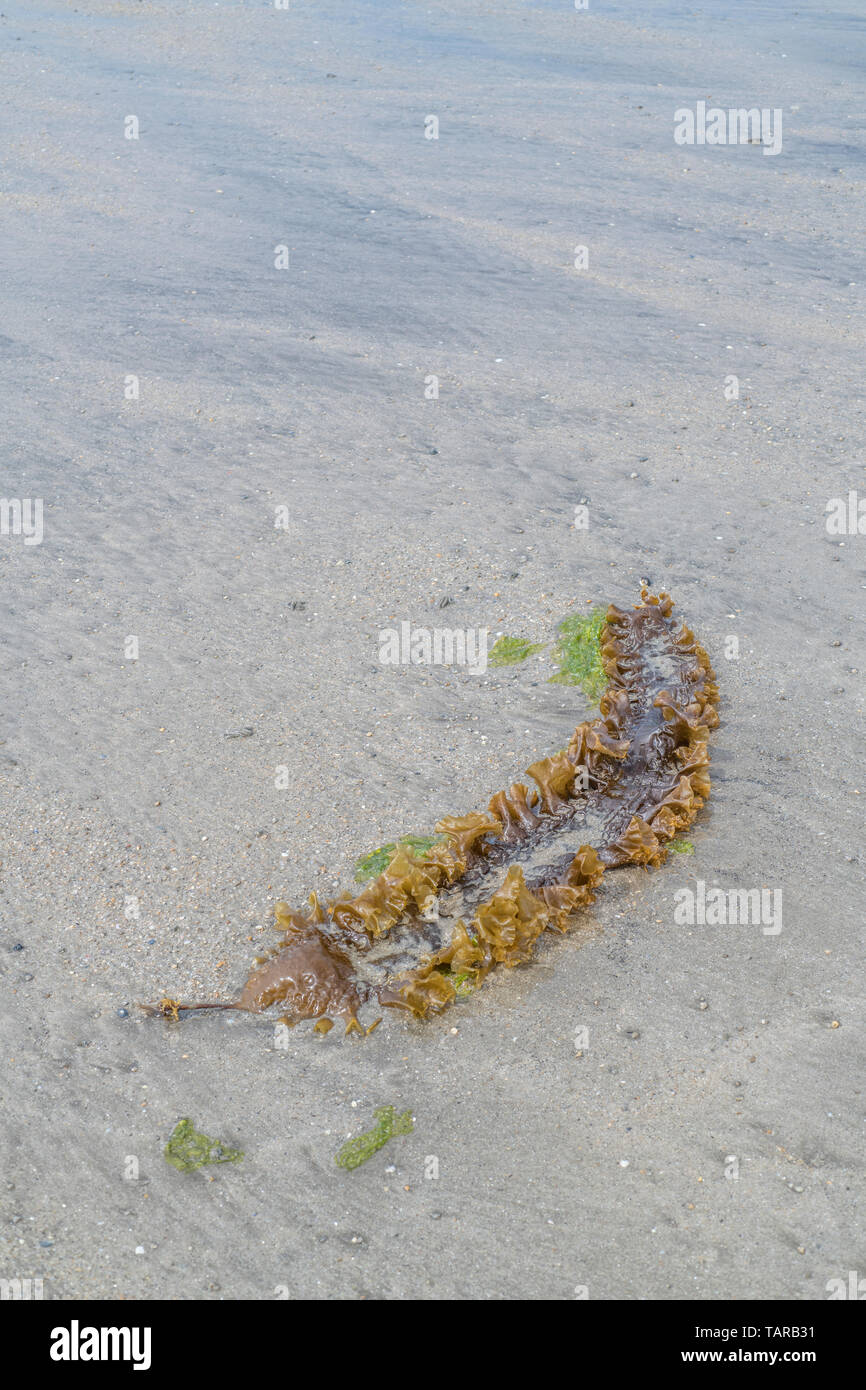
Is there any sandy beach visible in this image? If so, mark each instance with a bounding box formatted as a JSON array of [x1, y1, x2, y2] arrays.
[[0, 0, 864, 1300]]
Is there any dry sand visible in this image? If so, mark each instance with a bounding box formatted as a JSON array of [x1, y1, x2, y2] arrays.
[[0, 0, 863, 1299]]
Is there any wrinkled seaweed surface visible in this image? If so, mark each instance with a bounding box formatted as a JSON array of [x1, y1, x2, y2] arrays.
[[145, 591, 718, 1034], [354, 835, 443, 884]]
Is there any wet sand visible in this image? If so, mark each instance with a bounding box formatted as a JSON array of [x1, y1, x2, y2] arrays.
[[0, 0, 864, 1299]]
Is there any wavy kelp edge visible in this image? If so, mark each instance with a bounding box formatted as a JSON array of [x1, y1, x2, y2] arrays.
[[142, 590, 718, 1032], [354, 834, 445, 884]]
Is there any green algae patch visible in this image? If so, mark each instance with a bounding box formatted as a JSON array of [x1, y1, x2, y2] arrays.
[[448, 971, 475, 998], [335, 1105, 414, 1171], [164, 1118, 244, 1173], [488, 635, 547, 667], [354, 834, 443, 884], [436, 965, 475, 997], [548, 608, 607, 701], [669, 839, 695, 854]]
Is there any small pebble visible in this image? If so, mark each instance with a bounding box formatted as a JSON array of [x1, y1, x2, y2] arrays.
[[117, 1008, 129, 1018]]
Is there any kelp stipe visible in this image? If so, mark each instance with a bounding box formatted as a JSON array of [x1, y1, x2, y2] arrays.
[[142, 591, 718, 1032]]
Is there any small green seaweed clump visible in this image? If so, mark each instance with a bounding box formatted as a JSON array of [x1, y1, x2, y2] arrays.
[[334, 1105, 414, 1171], [548, 608, 608, 700], [436, 966, 475, 997], [164, 1118, 244, 1173], [354, 834, 442, 884], [669, 839, 695, 854], [488, 635, 547, 667], [448, 970, 475, 997]]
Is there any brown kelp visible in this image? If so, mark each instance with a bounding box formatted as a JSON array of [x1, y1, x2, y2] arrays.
[[143, 591, 718, 1032]]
